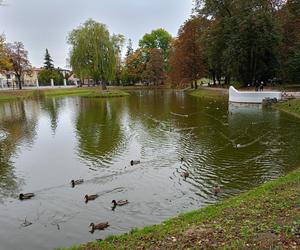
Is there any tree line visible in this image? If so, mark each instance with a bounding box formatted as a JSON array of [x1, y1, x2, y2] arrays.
[[68, 1, 300, 88], [1, 0, 299, 89]]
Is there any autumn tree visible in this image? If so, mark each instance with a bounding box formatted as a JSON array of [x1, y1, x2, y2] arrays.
[[169, 17, 208, 88], [6, 42, 31, 89], [145, 48, 165, 86], [122, 49, 146, 84], [0, 34, 12, 72]]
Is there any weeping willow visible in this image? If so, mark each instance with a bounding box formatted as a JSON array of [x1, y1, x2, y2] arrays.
[[68, 19, 123, 83]]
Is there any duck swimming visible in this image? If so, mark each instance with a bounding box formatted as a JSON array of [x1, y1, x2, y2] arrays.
[[19, 193, 35, 200], [112, 199, 129, 206], [130, 160, 140, 166], [214, 185, 221, 195], [181, 171, 189, 180], [71, 179, 84, 187], [89, 222, 109, 233], [85, 194, 98, 203]]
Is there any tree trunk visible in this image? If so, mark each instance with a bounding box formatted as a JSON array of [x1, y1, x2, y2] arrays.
[[212, 71, 216, 85], [17, 76, 22, 90]]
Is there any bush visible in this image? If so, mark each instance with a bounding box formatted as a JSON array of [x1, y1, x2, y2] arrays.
[[38, 69, 64, 86]]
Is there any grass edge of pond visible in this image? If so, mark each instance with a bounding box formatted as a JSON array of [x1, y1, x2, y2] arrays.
[[0, 88, 130, 102], [274, 99, 300, 118], [188, 88, 228, 99], [60, 167, 300, 250]]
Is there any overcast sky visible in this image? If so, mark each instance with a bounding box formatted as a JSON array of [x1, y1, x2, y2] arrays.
[[0, 0, 193, 68]]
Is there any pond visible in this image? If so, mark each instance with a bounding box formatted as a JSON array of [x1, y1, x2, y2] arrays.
[[0, 90, 300, 250]]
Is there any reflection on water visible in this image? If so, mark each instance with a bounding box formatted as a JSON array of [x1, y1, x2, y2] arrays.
[[0, 90, 300, 250], [0, 101, 38, 201], [75, 98, 126, 168]]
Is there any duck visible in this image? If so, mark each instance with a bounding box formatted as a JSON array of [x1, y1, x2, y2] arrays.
[[214, 185, 221, 195], [19, 193, 35, 200], [71, 179, 84, 187], [85, 194, 99, 203], [89, 222, 109, 233], [130, 160, 140, 166], [112, 199, 129, 206], [181, 171, 189, 180]]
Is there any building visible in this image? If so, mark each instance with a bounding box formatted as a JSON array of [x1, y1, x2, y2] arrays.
[[0, 67, 79, 88], [23, 67, 42, 87]]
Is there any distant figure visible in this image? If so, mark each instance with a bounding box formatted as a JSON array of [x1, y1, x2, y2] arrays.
[[181, 157, 184, 163], [130, 160, 140, 166], [260, 81, 264, 91], [214, 185, 221, 195]]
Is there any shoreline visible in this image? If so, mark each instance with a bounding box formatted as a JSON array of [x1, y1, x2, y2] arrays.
[[61, 167, 300, 250], [0, 87, 130, 101], [273, 99, 300, 119], [61, 88, 300, 250]]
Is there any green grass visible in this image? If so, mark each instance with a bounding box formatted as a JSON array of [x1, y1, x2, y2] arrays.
[[60, 167, 300, 250], [188, 88, 228, 99], [0, 88, 129, 102], [274, 99, 300, 118]]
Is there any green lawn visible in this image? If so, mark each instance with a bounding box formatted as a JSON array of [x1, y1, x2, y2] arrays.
[[0, 88, 129, 102], [274, 99, 300, 118], [61, 167, 300, 250], [188, 88, 228, 99]]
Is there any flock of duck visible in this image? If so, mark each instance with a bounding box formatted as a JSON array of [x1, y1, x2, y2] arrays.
[[19, 179, 129, 233], [18, 158, 221, 233]]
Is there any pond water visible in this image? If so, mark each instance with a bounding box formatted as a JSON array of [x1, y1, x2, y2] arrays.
[[0, 90, 300, 250]]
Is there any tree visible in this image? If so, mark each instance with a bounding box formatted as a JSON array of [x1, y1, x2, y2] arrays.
[[111, 34, 125, 85], [169, 17, 208, 88], [38, 69, 64, 85], [278, 0, 300, 83], [139, 28, 173, 65], [145, 48, 165, 86], [123, 48, 147, 84], [67, 19, 121, 86], [194, 0, 282, 86], [44, 48, 54, 69], [6, 42, 31, 89], [0, 34, 12, 72], [126, 39, 134, 57]]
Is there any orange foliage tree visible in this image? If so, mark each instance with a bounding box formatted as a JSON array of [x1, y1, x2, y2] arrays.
[[169, 17, 209, 88]]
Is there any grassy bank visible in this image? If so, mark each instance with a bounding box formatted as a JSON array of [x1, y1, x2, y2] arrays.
[[0, 88, 129, 102], [61, 168, 300, 250], [274, 99, 300, 118], [188, 87, 228, 99]]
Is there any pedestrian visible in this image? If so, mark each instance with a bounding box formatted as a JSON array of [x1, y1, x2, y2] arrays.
[[260, 81, 264, 91]]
